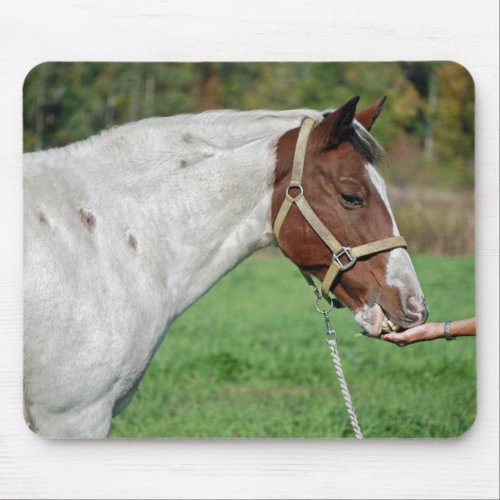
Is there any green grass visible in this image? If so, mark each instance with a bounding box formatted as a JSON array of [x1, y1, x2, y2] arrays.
[[109, 254, 475, 439]]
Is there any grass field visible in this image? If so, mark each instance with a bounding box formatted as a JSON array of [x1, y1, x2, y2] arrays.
[[109, 254, 475, 439]]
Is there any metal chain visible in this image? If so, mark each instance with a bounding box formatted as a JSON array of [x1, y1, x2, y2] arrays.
[[311, 287, 364, 439]]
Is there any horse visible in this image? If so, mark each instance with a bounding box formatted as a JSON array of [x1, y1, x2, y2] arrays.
[[23, 96, 428, 438]]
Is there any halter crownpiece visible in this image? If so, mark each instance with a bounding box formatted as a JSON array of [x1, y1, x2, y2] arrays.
[[273, 117, 408, 300]]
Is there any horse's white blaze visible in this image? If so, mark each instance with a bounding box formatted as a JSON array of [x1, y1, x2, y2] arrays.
[[365, 163, 424, 316], [365, 163, 399, 235]]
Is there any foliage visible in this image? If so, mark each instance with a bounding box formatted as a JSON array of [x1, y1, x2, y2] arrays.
[[24, 62, 474, 189], [389, 186, 474, 255], [110, 254, 475, 438]]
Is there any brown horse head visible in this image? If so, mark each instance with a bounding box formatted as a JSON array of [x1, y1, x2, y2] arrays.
[[272, 97, 428, 337]]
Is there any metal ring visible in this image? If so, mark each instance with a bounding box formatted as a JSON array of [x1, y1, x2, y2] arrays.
[[315, 296, 335, 314], [285, 184, 304, 199]]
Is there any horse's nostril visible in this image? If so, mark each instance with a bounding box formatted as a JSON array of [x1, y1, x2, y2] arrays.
[[406, 295, 428, 322], [404, 313, 420, 324]]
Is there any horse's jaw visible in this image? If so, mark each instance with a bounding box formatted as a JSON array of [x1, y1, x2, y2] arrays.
[[354, 300, 429, 337], [354, 303, 402, 337]]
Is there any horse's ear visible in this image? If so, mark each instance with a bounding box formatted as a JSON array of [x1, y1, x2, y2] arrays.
[[318, 96, 360, 149], [355, 96, 387, 131]]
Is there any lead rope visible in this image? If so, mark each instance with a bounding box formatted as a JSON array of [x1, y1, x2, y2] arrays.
[[326, 337, 364, 439], [310, 285, 363, 439]]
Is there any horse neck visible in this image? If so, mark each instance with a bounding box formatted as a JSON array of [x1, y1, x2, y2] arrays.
[[37, 111, 323, 319], [156, 134, 278, 314], [79, 114, 304, 317]]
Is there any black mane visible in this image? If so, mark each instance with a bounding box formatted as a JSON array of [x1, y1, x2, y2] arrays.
[[349, 122, 386, 165], [321, 110, 386, 165]]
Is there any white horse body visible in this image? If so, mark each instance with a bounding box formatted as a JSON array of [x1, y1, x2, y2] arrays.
[[23, 109, 323, 437]]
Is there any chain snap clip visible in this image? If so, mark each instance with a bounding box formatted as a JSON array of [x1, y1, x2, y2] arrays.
[[314, 296, 338, 343]]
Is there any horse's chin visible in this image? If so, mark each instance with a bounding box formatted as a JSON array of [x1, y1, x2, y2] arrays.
[[354, 303, 404, 338]]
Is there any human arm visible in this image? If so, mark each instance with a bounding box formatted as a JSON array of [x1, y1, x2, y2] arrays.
[[382, 317, 476, 347]]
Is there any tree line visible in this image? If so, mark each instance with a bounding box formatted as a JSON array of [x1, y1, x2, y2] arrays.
[[23, 62, 474, 189]]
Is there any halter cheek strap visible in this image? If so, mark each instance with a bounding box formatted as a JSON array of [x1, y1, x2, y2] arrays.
[[273, 117, 408, 300]]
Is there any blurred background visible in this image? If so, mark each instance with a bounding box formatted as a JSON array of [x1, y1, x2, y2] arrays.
[[24, 61, 474, 254], [23, 63, 475, 438]]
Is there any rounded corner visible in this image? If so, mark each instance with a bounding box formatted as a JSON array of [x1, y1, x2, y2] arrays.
[[22, 409, 41, 438], [443, 60, 476, 95], [23, 403, 47, 439], [22, 61, 54, 91], [442, 408, 478, 440]]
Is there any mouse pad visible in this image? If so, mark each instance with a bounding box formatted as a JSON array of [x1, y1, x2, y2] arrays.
[[23, 62, 475, 439]]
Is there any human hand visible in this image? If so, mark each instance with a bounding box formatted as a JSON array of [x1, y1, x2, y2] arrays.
[[382, 322, 444, 347]]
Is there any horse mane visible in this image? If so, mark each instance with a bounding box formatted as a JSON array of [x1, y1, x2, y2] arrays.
[[29, 108, 385, 170], [350, 122, 387, 165], [321, 109, 386, 165], [35, 109, 326, 160]]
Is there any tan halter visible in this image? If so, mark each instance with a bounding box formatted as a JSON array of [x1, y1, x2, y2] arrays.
[[273, 117, 408, 300]]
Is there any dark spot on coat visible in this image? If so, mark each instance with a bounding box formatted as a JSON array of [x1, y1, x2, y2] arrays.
[[182, 133, 193, 143], [37, 212, 48, 224], [79, 209, 96, 231], [180, 159, 187, 168], [128, 233, 138, 251]]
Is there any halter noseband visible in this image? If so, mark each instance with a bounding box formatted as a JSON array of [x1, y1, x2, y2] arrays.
[[273, 117, 407, 300]]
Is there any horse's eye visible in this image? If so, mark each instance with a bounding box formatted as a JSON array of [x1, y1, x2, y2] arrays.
[[340, 193, 363, 206]]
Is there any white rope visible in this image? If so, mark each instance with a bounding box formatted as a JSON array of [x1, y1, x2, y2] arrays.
[[305, 280, 363, 439], [326, 338, 363, 439]]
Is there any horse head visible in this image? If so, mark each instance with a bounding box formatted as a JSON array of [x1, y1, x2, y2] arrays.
[[273, 96, 428, 337]]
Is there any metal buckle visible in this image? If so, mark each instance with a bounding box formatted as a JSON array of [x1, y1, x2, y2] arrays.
[[285, 183, 304, 200], [332, 246, 357, 272]]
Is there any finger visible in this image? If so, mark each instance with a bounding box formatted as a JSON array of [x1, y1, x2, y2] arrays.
[[383, 333, 409, 347], [382, 335, 399, 345], [383, 333, 397, 342]]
